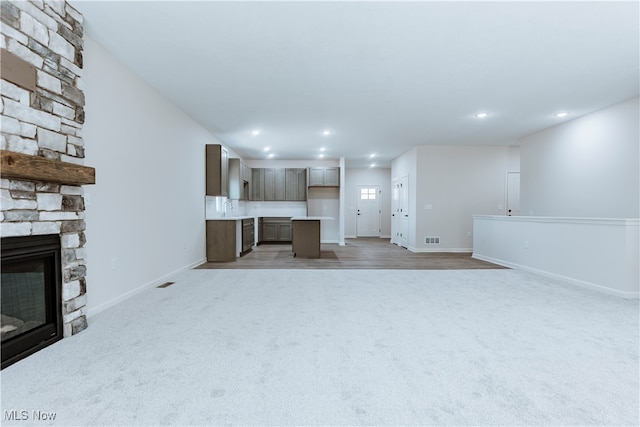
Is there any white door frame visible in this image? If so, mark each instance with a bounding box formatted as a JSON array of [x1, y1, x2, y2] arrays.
[[391, 178, 400, 244], [505, 171, 520, 216]]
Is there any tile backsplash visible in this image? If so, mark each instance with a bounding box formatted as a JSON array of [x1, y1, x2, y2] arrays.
[[205, 197, 307, 218]]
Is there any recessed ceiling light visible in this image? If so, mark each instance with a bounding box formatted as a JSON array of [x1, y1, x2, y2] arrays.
[[252, 130, 260, 136], [370, 163, 376, 168], [319, 154, 325, 158], [320, 147, 326, 152], [267, 153, 274, 159], [322, 130, 331, 136], [263, 147, 270, 152], [369, 153, 376, 159], [555, 112, 569, 118], [475, 112, 489, 119]]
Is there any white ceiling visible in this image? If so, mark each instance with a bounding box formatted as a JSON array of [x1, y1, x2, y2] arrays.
[[75, 1, 639, 167]]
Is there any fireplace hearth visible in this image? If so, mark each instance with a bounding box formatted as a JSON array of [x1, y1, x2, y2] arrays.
[[1, 235, 63, 369]]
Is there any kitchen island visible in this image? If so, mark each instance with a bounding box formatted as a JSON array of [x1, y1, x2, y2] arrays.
[[291, 216, 334, 258]]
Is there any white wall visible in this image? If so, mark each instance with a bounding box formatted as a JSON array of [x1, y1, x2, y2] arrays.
[[473, 215, 639, 298], [414, 145, 519, 251], [83, 36, 222, 315], [344, 168, 391, 238], [520, 97, 639, 218], [393, 145, 519, 252]]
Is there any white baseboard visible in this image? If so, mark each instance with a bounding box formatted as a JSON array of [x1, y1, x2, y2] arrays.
[[408, 246, 473, 253], [344, 235, 391, 239], [87, 258, 206, 318], [472, 253, 639, 299]]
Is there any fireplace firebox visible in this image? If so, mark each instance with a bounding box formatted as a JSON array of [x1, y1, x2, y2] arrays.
[[1, 234, 63, 369]]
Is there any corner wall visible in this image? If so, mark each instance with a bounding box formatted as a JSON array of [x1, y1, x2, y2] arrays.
[[520, 97, 639, 218], [393, 145, 519, 252], [414, 145, 519, 251], [82, 36, 221, 316]]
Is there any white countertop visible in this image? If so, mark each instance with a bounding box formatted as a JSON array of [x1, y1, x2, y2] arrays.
[[290, 216, 334, 221]]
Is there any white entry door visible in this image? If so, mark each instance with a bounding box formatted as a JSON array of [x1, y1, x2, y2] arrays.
[[356, 186, 381, 237], [506, 172, 520, 216]]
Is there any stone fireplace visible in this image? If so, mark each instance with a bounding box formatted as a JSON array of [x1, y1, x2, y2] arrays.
[[1, 0, 94, 367]]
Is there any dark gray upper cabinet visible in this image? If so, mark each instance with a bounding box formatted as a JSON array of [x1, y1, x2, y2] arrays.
[[297, 169, 307, 200], [206, 144, 228, 196], [251, 168, 264, 201], [228, 158, 248, 200], [325, 167, 339, 186], [285, 169, 298, 201], [274, 168, 286, 201], [308, 167, 340, 187], [251, 168, 307, 201], [308, 167, 325, 186], [263, 168, 276, 200], [285, 168, 307, 201]]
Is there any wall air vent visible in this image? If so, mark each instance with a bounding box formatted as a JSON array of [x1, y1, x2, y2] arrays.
[[157, 282, 176, 288], [425, 237, 440, 245]]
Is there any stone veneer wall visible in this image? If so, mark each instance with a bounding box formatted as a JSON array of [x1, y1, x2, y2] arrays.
[[1, 0, 88, 336]]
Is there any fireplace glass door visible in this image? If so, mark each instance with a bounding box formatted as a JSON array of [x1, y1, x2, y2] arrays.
[[1, 235, 62, 369]]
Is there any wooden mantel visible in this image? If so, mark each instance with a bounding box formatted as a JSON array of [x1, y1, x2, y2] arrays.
[[0, 150, 95, 186]]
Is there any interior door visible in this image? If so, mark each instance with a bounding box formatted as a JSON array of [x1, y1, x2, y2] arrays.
[[356, 186, 381, 237], [506, 172, 520, 216], [391, 178, 400, 244], [399, 175, 409, 248]]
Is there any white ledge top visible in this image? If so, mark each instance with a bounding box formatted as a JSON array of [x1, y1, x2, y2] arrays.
[[290, 216, 334, 221], [206, 216, 255, 221], [472, 215, 640, 226]]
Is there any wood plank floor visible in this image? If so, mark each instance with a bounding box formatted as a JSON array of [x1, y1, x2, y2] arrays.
[[196, 238, 507, 270]]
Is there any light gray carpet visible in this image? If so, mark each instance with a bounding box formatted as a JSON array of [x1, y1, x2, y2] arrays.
[[1, 269, 638, 426]]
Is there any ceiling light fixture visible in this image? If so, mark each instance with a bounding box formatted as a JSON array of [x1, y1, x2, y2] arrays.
[[475, 112, 489, 119], [252, 130, 260, 136], [319, 154, 325, 158], [369, 153, 376, 159], [555, 112, 569, 118], [322, 130, 331, 136], [370, 163, 376, 168], [320, 147, 326, 152], [263, 147, 270, 152], [267, 153, 275, 159]]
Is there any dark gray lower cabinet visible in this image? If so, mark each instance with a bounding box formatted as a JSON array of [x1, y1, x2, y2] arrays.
[[259, 217, 292, 243], [206, 220, 236, 262]]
